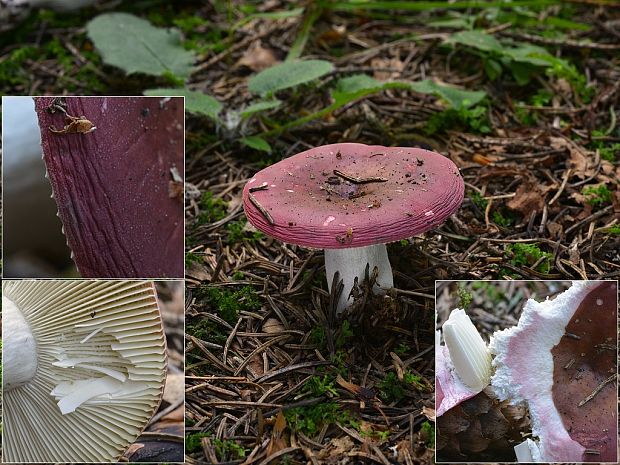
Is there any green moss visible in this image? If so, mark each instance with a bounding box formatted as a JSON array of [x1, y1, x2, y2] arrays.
[[457, 284, 473, 309], [472, 281, 505, 304], [0, 46, 38, 87], [425, 105, 490, 135], [199, 285, 262, 324], [302, 375, 338, 397], [378, 370, 424, 402], [284, 402, 346, 436], [420, 421, 435, 447], [582, 184, 612, 207], [185, 252, 203, 267], [197, 192, 228, 225], [226, 219, 264, 244], [185, 433, 247, 459], [186, 433, 210, 453], [470, 191, 488, 211], [602, 225, 620, 236], [506, 243, 552, 274], [493, 209, 515, 227], [394, 343, 410, 356], [309, 326, 327, 350]]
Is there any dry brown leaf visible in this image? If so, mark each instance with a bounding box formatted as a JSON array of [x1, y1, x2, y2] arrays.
[[266, 411, 288, 457], [317, 436, 355, 461], [262, 317, 285, 333], [236, 41, 278, 71], [371, 56, 404, 80], [162, 372, 183, 404], [422, 405, 436, 422], [507, 179, 552, 215], [549, 136, 596, 179], [546, 221, 563, 238]]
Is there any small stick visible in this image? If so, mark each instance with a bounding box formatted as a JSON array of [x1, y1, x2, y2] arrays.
[[248, 193, 274, 225], [565, 332, 581, 340], [249, 182, 269, 193], [595, 343, 616, 351], [578, 374, 616, 407], [584, 450, 600, 455], [333, 169, 387, 184], [563, 358, 575, 369]]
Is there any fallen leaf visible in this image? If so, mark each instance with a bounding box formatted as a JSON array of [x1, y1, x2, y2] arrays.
[[422, 405, 436, 421], [317, 436, 355, 461], [237, 41, 278, 71], [266, 411, 288, 457], [507, 178, 552, 215], [371, 56, 404, 80], [549, 136, 596, 179], [262, 317, 285, 333], [162, 372, 184, 404], [546, 221, 563, 238]]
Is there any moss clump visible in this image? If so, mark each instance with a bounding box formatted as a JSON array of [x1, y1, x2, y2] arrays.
[[506, 243, 552, 274], [198, 285, 262, 324]]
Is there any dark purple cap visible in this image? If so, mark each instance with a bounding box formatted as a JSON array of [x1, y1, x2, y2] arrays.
[[243, 143, 464, 249], [34, 96, 184, 278]]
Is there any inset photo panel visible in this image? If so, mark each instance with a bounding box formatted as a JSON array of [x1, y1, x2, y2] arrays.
[[2, 96, 184, 279], [1, 279, 184, 463], [435, 280, 618, 463]]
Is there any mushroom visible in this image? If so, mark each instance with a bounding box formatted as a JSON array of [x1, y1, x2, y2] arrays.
[[243, 143, 464, 312], [436, 309, 492, 416], [2, 280, 167, 462], [490, 281, 617, 462]]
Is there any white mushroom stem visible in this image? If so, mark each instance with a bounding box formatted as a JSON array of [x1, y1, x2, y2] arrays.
[[442, 309, 492, 392], [514, 439, 541, 462], [324, 244, 394, 313], [3, 296, 38, 391]]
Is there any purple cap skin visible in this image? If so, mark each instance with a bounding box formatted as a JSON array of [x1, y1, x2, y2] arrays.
[[35, 96, 184, 278], [243, 143, 464, 248]]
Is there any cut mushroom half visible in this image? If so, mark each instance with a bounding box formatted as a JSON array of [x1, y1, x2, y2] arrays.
[[2, 280, 167, 463]]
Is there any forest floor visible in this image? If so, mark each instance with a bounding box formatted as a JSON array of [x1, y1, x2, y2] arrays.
[[1, 1, 619, 464]]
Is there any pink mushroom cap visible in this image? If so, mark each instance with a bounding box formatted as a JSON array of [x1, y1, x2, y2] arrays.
[[242, 143, 464, 248], [436, 344, 480, 417]]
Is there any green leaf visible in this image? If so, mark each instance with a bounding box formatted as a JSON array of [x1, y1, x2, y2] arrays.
[[248, 59, 334, 95], [241, 100, 281, 118], [87, 13, 195, 79], [503, 43, 552, 66], [484, 59, 502, 80], [144, 88, 222, 120], [241, 136, 272, 152], [331, 74, 415, 105], [409, 79, 486, 109], [445, 30, 503, 53]]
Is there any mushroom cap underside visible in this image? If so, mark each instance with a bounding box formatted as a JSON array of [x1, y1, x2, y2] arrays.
[[2, 280, 167, 463]]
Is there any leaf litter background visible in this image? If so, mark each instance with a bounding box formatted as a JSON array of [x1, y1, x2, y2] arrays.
[[0, 1, 619, 464]]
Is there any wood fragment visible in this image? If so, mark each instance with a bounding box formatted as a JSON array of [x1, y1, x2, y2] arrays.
[[333, 169, 388, 184], [248, 192, 275, 225], [578, 374, 616, 407]]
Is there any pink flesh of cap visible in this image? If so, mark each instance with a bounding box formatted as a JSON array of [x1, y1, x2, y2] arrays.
[[490, 281, 617, 462], [243, 143, 464, 249], [436, 344, 479, 417], [550, 281, 617, 462]]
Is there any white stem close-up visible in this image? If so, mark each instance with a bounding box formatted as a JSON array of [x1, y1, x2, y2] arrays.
[[442, 309, 492, 392], [324, 243, 393, 313], [3, 295, 38, 390]]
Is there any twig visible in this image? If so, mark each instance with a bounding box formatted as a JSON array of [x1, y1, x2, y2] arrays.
[[333, 170, 388, 184], [248, 193, 275, 225], [578, 374, 616, 407]]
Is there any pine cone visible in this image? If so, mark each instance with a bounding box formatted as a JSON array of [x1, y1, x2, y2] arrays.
[[437, 388, 530, 462]]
